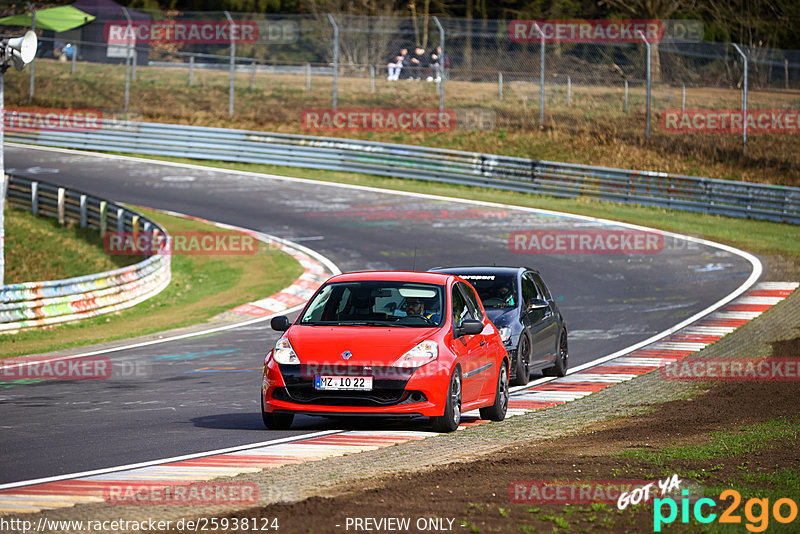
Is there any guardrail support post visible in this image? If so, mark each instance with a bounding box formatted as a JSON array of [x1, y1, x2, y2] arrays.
[[224, 11, 236, 118], [732, 44, 748, 155], [79, 195, 87, 228], [31, 181, 38, 215], [132, 215, 140, 238], [638, 31, 651, 139], [99, 201, 107, 237], [327, 14, 339, 110], [117, 208, 125, 233], [57, 188, 65, 225], [434, 16, 445, 112]]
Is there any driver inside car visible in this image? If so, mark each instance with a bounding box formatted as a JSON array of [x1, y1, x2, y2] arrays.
[[404, 297, 441, 323]]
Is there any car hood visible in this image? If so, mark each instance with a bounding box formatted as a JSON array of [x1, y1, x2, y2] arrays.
[[485, 307, 519, 329], [286, 325, 439, 365]]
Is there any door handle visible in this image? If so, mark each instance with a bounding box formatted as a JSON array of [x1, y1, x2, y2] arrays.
[[480, 340, 486, 346]]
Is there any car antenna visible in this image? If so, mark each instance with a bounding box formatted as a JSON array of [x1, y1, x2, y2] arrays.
[[411, 246, 417, 271]]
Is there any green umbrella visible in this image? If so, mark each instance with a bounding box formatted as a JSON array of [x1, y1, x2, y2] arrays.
[[0, 6, 96, 33]]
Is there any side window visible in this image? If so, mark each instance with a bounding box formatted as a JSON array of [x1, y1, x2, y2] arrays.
[[451, 284, 471, 329], [532, 274, 552, 301], [521, 273, 538, 305], [459, 282, 484, 321]]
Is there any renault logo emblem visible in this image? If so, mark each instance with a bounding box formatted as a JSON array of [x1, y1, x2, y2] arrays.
[[341, 350, 352, 360]]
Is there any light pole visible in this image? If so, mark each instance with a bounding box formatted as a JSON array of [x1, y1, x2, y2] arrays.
[[0, 30, 38, 286]]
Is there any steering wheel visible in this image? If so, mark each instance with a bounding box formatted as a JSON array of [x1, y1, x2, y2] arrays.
[[481, 297, 506, 306], [404, 314, 433, 324]]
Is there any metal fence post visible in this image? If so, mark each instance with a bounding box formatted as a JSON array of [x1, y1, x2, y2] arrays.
[[305, 63, 311, 92], [122, 7, 133, 114], [250, 59, 256, 90], [434, 17, 445, 113], [498, 72, 503, 101], [26, 2, 35, 104], [624, 80, 629, 112], [188, 54, 194, 86], [71, 44, 76, 75], [732, 44, 748, 155], [327, 14, 338, 110], [681, 83, 686, 114], [638, 31, 651, 139], [531, 22, 544, 127], [0, 73, 4, 285], [224, 11, 236, 117], [31, 181, 38, 215], [370, 65, 375, 92], [567, 75, 571, 107]]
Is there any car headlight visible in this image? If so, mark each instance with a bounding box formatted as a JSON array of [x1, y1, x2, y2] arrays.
[[499, 327, 512, 345], [393, 340, 438, 368], [273, 338, 300, 364]]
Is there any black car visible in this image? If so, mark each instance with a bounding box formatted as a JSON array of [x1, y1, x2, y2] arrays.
[[429, 266, 568, 385]]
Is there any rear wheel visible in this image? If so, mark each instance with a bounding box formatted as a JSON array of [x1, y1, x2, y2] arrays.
[[261, 396, 294, 430], [509, 334, 531, 386], [480, 362, 509, 421], [431, 368, 461, 433], [543, 330, 568, 377]]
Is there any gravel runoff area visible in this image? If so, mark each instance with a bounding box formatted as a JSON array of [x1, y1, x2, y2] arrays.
[[5, 256, 799, 534]]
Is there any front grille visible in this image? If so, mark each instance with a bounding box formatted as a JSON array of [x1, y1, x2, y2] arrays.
[[272, 387, 427, 407]]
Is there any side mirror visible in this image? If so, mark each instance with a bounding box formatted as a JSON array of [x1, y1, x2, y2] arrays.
[[270, 315, 291, 332], [456, 319, 484, 337], [527, 298, 550, 310]]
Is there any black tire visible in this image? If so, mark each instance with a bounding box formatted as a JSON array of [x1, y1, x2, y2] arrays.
[[431, 368, 462, 433], [543, 330, 568, 377], [480, 362, 509, 421], [261, 396, 294, 430], [509, 334, 531, 386]]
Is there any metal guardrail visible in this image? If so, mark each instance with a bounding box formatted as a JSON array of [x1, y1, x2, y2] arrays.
[[1, 176, 171, 332], [7, 121, 800, 224]]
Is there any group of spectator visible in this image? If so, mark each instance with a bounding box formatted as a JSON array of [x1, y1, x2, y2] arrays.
[[387, 46, 447, 82]]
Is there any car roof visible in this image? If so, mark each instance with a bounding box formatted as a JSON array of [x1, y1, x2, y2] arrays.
[[428, 266, 538, 276], [326, 271, 455, 284]]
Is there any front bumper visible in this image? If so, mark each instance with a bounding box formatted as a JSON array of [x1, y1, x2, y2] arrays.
[[263, 360, 448, 417]]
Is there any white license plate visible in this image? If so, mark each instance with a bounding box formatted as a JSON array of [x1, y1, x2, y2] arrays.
[[315, 375, 373, 391]]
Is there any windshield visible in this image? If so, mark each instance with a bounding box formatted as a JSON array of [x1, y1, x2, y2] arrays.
[[300, 281, 445, 327], [458, 274, 517, 309]]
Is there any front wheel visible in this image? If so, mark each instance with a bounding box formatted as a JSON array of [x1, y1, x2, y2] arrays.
[[510, 334, 531, 386], [262, 396, 294, 429], [480, 362, 509, 421], [431, 368, 462, 432], [543, 330, 568, 377]]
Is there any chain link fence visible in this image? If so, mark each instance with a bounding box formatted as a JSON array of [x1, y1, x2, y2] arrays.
[[2, 3, 799, 158]]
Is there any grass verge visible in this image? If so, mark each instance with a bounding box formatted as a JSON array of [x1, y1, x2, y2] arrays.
[[0, 206, 303, 358], [5, 205, 141, 283]]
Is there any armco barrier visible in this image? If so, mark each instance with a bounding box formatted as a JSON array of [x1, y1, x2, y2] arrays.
[[1, 176, 171, 332], [7, 121, 800, 224]]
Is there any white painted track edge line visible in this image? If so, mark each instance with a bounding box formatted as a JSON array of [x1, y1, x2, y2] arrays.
[[0, 430, 344, 491]]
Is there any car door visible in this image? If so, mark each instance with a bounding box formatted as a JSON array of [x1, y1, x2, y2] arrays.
[[451, 282, 484, 403], [521, 272, 558, 364], [458, 281, 497, 398], [532, 273, 560, 359]]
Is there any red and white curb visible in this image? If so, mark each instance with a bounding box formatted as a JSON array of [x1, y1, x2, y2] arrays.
[[0, 281, 795, 514]]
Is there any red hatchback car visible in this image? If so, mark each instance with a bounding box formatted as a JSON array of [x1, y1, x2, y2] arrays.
[[262, 271, 509, 432]]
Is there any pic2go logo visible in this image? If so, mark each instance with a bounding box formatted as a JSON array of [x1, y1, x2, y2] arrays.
[[654, 489, 799, 532]]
